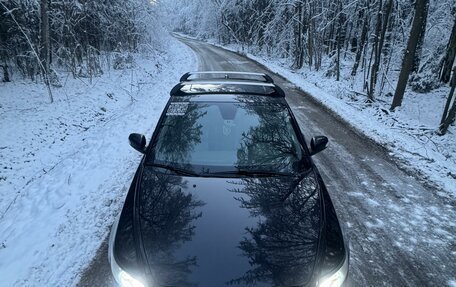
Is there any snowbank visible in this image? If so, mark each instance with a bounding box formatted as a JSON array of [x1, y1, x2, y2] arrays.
[[0, 36, 196, 286]]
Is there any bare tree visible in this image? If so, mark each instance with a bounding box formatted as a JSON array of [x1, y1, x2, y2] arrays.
[[40, 0, 50, 75], [0, 38, 10, 82], [439, 18, 456, 84], [0, 1, 53, 102], [335, 0, 346, 81], [368, 0, 393, 101], [351, 1, 369, 77], [439, 68, 456, 135], [411, 0, 429, 73], [293, 0, 305, 69], [39, 0, 54, 102], [1, 0, 159, 85], [390, 0, 429, 110]]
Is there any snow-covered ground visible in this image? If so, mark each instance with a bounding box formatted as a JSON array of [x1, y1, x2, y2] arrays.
[[0, 37, 196, 286], [190, 35, 455, 197]]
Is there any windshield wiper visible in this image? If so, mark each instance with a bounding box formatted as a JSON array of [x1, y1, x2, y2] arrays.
[[209, 169, 295, 177], [149, 163, 200, 177]]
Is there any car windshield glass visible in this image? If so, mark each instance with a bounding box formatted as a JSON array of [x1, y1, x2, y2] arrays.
[[147, 98, 305, 174]]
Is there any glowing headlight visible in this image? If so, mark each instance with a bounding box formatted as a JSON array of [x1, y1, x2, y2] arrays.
[[111, 256, 145, 287], [118, 270, 145, 287], [318, 254, 349, 287], [110, 241, 145, 287]]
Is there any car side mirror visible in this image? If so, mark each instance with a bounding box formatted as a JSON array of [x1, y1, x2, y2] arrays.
[[310, 136, 328, 156], [129, 133, 146, 154]]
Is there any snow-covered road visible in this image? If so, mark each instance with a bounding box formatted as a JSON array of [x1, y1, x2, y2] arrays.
[[78, 36, 455, 287]]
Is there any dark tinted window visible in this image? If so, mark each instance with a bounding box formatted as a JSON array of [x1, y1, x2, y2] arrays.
[[149, 100, 304, 174]]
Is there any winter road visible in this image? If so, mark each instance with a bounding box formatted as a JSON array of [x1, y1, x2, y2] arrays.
[[77, 36, 456, 287]]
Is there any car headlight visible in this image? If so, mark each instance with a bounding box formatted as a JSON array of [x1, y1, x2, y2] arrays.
[[111, 252, 145, 287], [109, 225, 146, 287], [117, 269, 145, 287], [318, 253, 349, 287]]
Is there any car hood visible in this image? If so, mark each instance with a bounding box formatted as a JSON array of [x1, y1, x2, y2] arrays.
[[130, 168, 322, 287]]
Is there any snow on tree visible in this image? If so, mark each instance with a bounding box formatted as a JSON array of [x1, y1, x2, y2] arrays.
[[0, 0, 164, 87]]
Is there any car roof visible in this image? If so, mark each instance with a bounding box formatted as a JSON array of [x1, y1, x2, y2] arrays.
[[171, 71, 285, 98]]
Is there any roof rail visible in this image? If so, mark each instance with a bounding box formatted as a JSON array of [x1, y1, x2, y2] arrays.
[[180, 71, 274, 84], [170, 81, 285, 98]]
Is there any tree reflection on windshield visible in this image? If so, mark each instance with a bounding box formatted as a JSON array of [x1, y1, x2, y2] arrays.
[[150, 97, 305, 174], [152, 101, 207, 169], [235, 96, 303, 172]]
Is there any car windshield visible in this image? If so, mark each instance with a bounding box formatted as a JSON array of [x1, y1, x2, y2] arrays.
[[147, 98, 305, 175]]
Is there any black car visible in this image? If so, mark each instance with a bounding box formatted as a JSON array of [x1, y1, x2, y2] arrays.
[[108, 71, 349, 287]]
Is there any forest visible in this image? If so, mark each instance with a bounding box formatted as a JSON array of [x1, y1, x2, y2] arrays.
[[0, 0, 163, 100], [163, 0, 456, 134], [1, 0, 455, 133]]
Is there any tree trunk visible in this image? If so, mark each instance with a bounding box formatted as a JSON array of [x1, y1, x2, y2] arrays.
[[1, 64, 9, 82], [382, 3, 396, 64], [308, 1, 314, 69], [336, 41, 341, 81], [390, 0, 429, 110], [411, 0, 429, 73], [352, 11, 369, 76], [40, 0, 50, 75], [368, 0, 393, 100], [0, 26, 8, 82], [40, 0, 53, 103], [344, 16, 354, 58], [336, 1, 345, 81], [440, 18, 456, 83], [367, 0, 382, 100], [293, 0, 305, 69], [308, 22, 314, 68], [439, 68, 456, 135]]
